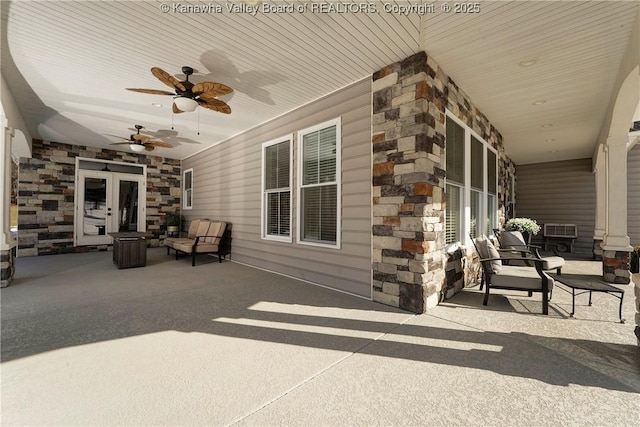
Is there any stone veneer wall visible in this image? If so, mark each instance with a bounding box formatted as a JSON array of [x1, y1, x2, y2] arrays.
[[372, 51, 514, 312], [602, 250, 631, 284], [18, 139, 181, 256], [1, 246, 16, 287], [593, 239, 603, 261]]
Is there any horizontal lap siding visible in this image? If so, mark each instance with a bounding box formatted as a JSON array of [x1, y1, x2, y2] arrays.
[[629, 144, 640, 246], [516, 158, 595, 254], [182, 79, 372, 297]]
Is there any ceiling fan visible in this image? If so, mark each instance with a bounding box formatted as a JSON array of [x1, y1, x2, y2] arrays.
[[110, 125, 174, 152], [126, 66, 233, 114]]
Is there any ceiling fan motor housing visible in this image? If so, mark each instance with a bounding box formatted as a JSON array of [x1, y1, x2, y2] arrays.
[[176, 66, 195, 96]]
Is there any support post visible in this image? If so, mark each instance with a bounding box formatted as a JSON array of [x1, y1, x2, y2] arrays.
[[593, 145, 606, 260], [601, 139, 632, 284]]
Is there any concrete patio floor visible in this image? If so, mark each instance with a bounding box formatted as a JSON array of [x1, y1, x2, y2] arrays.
[[1, 248, 639, 426]]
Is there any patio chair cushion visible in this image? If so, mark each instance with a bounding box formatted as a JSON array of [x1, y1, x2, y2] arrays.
[[165, 219, 208, 250], [499, 231, 528, 250], [475, 235, 502, 273], [186, 219, 204, 239], [540, 256, 565, 271], [491, 273, 548, 291], [172, 221, 227, 255]]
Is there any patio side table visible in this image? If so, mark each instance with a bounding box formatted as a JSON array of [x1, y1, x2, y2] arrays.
[[550, 273, 625, 323], [108, 232, 150, 269]]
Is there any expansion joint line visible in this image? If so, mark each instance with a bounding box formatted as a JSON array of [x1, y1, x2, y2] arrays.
[[227, 313, 418, 426]]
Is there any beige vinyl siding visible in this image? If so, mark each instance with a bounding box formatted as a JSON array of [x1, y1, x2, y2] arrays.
[[515, 158, 595, 254], [629, 144, 640, 246], [181, 79, 372, 297]]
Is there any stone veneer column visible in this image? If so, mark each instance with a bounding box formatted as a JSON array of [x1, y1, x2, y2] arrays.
[[371, 52, 446, 313]]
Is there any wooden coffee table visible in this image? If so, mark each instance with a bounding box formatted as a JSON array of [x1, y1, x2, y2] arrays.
[[550, 274, 625, 323]]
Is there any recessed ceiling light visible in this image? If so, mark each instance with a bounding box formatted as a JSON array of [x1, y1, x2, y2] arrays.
[[545, 139, 556, 142], [541, 123, 553, 128], [151, 103, 163, 108], [550, 150, 558, 153], [532, 100, 546, 105], [518, 58, 538, 67]]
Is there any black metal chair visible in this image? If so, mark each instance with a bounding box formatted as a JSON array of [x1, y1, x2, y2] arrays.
[[471, 235, 554, 315], [493, 229, 565, 275]]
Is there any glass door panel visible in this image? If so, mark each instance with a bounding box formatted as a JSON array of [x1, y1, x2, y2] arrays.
[[76, 170, 113, 246], [117, 179, 139, 232], [83, 177, 108, 236]]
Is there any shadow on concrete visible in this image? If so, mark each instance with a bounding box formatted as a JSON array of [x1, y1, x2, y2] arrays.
[[2, 249, 638, 394]]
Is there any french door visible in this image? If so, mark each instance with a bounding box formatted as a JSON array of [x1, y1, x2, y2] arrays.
[[76, 170, 145, 246]]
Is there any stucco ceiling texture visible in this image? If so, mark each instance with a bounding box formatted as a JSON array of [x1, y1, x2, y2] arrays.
[[2, 0, 638, 163]]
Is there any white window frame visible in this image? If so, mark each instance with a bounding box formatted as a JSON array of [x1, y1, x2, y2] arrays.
[[445, 111, 498, 247], [261, 135, 293, 243], [296, 117, 342, 249], [183, 168, 193, 210]]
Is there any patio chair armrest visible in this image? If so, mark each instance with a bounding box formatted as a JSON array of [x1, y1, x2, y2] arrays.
[[479, 256, 542, 264], [193, 235, 210, 244], [502, 244, 530, 251], [497, 248, 528, 255]]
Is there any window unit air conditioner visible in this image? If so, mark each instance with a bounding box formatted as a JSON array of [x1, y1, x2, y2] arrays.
[[543, 224, 577, 238]]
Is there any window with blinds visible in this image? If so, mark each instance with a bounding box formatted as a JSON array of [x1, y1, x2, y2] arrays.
[[262, 136, 292, 241], [445, 184, 461, 244], [297, 118, 341, 248], [183, 168, 193, 209], [486, 149, 498, 235], [470, 136, 484, 238], [445, 119, 465, 244], [445, 112, 499, 245], [446, 120, 465, 185]]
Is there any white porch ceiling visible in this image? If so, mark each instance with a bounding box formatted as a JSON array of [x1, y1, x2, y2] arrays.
[[2, 1, 638, 164]]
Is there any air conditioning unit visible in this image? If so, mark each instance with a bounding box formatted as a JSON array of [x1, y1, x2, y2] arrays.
[[544, 224, 577, 238]]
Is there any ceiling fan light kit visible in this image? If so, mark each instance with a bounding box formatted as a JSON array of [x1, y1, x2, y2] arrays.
[[129, 143, 146, 152], [174, 96, 199, 112]]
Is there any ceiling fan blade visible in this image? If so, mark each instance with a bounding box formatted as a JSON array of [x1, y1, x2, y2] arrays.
[[198, 98, 231, 114], [110, 142, 132, 145], [126, 88, 175, 95], [151, 67, 186, 92], [193, 82, 233, 97], [132, 134, 146, 141], [144, 144, 156, 152], [147, 140, 173, 148], [172, 103, 184, 114], [106, 134, 131, 141]]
